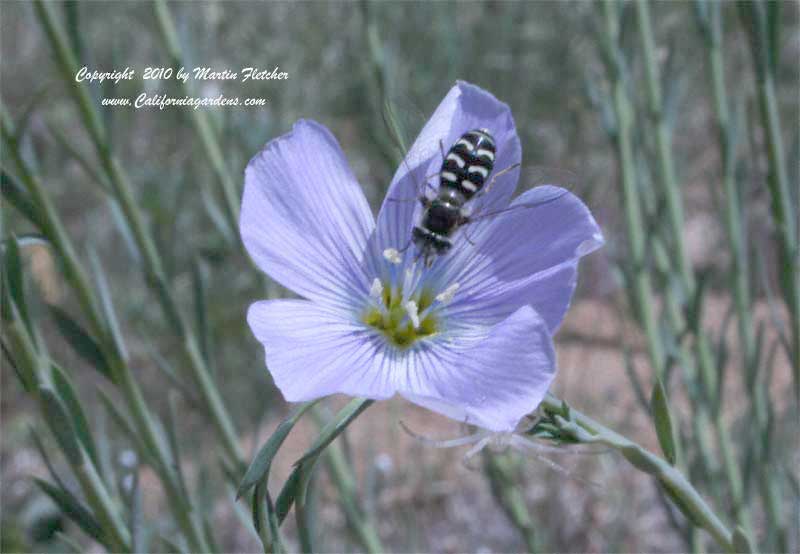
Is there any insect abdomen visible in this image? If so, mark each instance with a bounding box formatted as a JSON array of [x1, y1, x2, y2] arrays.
[[440, 129, 496, 199]]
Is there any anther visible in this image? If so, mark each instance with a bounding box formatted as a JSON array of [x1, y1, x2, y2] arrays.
[[435, 283, 460, 304], [370, 278, 384, 301], [383, 248, 402, 265], [404, 301, 420, 329]]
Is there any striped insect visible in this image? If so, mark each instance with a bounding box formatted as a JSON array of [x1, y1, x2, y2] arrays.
[[412, 128, 519, 266]]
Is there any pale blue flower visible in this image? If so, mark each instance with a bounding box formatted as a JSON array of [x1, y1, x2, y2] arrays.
[[241, 81, 603, 431]]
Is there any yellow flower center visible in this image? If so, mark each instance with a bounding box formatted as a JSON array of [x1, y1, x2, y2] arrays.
[[362, 281, 438, 349]]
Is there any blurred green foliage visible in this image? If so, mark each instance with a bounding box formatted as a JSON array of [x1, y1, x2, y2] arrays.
[[1, 1, 798, 552]]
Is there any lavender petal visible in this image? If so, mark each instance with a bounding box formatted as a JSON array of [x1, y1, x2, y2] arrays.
[[399, 305, 556, 432], [241, 120, 375, 312]]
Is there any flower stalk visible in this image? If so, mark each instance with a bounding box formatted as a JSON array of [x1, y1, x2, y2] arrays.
[[540, 395, 735, 553]]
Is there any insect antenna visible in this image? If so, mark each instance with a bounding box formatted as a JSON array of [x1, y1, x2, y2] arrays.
[[472, 162, 521, 200], [380, 97, 440, 204], [463, 185, 573, 226]]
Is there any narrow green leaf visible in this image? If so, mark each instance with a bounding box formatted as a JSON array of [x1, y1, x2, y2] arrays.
[[54, 531, 84, 554], [251, 479, 265, 535], [237, 401, 316, 499], [275, 465, 304, 524], [190, 258, 210, 364], [156, 534, 187, 554], [202, 513, 220, 554], [107, 197, 140, 262], [164, 390, 190, 498], [622, 345, 649, 410], [3, 236, 31, 334], [1, 170, 41, 227], [732, 525, 754, 553], [34, 478, 105, 545], [2, 334, 37, 393], [46, 123, 109, 192], [266, 490, 284, 553], [293, 398, 373, 467], [48, 305, 113, 381], [30, 427, 69, 491], [87, 248, 127, 360], [51, 363, 99, 468], [62, 1, 84, 63], [273, 400, 372, 527], [39, 385, 83, 466], [0, 261, 14, 323], [252, 479, 285, 553], [765, 0, 780, 74], [98, 389, 148, 458], [650, 379, 677, 465]]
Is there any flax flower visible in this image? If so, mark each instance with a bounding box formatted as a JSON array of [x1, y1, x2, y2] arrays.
[[242, 81, 603, 431]]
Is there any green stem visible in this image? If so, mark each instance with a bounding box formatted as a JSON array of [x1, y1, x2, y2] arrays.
[[1, 111, 106, 348], [600, 0, 666, 380], [739, 0, 799, 398], [152, 0, 240, 240], [541, 395, 734, 553], [324, 432, 384, 553], [4, 85, 211, 554], [6, 317, 131, 552], [484, 453, 538, 552], [635, 0, 694, 291], [32, 0, 244, 469]]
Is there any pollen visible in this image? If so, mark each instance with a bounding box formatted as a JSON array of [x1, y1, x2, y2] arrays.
[[404, 301, 420, 329], [435, 283, 460, 304], [383, 248, 402, 265], [362, 278, 438, 349], [370, 278, 384, 300]]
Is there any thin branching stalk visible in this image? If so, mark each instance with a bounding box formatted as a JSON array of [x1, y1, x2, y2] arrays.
[[484, 452, 538, 553], [739, 0, 799, 399], [3, 110, 212, 553], [634, 0, 754, 536], [599, 0, 666, 379], [694, 4, 788, 548], [32, 0, 245, 470], [594, 3, 758, 549], [152, 0, 240, 241], [635, 0, 693, 291], [322, 431, 384, 553], [4, 315, 131, 551], [540, 395, 735, 553]]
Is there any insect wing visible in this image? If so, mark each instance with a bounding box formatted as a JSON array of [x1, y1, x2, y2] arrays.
[[515, 165, 580, 198], [462, 166, 580, 225]]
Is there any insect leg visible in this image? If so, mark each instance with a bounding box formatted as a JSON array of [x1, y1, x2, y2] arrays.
[[396, 237, 413, 254], [478, 162, 520, 198]]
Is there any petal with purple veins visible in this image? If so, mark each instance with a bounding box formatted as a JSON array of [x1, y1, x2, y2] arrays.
[[247, 299, 396, 402], [373, 81, 521, 262], [398, 305, 556, 432], [434, 186, 604, 333], [241, 120, 375, 312]]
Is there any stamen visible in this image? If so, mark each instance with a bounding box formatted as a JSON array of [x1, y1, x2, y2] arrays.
[[404, 301, 420, 329], [369, 278, 384, 301], [383, 248, 402, 265], [435, 283, 460, 304], [401, 262, 422, 304]]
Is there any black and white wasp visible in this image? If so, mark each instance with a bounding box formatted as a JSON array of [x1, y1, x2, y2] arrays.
[[405, 128, 570, 267]]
